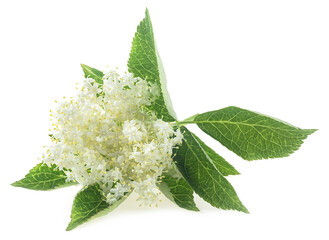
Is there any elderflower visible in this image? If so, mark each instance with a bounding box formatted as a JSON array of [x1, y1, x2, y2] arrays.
[[42, 70, 183, 206]]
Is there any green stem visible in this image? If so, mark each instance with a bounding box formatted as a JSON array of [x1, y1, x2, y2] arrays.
[[175, 114, 199, 127]]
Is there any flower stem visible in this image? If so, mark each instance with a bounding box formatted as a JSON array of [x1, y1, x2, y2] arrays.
[[175, 114, 199, 127]]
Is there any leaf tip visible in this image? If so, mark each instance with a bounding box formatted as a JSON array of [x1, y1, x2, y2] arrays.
[[66, 220, 80, 231], [65, 224, 74, 231], [80, 63, 88, 70], [192, 206, 200, 212], [233, 170, 241, 176], [242, 206, 250, 214], [145, 7, 150, 16], [237, 204, 250, 214], [11, 181, 19, 187], [305, 129, 318, 135]]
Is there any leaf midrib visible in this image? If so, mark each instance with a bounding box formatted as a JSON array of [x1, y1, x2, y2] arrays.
[[69, 200, 106, 230], [17, 174, 67, 185], [183, 134, 240, 208], [72, 201, 104, 217], [195, 120, 301, 132], [84, 68, 102, 81]]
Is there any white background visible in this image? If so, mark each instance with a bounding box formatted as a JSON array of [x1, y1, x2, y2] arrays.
[[1, 0, 328, 239]]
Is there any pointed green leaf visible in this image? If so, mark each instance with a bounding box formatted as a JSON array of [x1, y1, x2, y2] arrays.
[[194, 106, 316, 160], [66, 185, 130, 231], [191, 134, 240, 176], [128, 9, 176, 122], [174, 127, 248, 213], [158, 173, 199, 211], [80, 64, 104, 84], [11, 163, 75, 190]]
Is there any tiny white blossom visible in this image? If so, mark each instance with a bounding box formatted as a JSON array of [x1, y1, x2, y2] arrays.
[[43, 70, 183, 206]]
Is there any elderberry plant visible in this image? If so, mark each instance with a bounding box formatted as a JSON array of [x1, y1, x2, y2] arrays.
[[12, 9, 316, 230]]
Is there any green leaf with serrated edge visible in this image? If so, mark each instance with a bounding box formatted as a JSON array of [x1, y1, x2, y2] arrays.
[[158, 173, 199, 211], [66, 184, 130, 231], [128, 9, 176, 122], [174, 127, 249, 213], [193, 106, 317, 160], [80, 64, 104, 84], [191, 134, 240, 176], [11, 163, 75, 190]]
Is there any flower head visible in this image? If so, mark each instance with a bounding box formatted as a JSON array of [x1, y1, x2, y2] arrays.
[[43, 70, 182, 206]]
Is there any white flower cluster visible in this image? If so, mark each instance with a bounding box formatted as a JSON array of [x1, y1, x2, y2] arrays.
[[43, 70, 183, 206]]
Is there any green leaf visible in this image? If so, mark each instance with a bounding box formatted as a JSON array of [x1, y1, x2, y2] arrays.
[[11, 163, 75, 190], [174, 127, 249, 213], [128, 8, 176, 122], [66, 185, 130, 231], [80, 64, 104, 84], [191, 134, 240, 176], [194, 106, 316, 160], [158, 173, 199, 211]]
